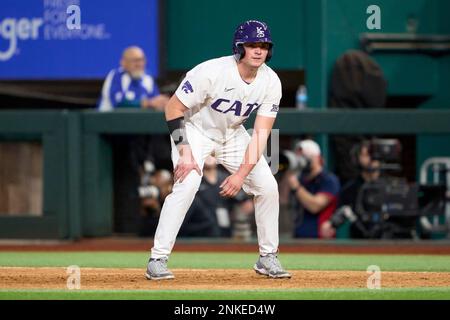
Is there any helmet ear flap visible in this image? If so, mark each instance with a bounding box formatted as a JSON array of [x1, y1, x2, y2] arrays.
[[236, 43, 245, 60]]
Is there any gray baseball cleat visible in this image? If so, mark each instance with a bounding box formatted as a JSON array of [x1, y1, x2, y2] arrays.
[[253, 253, 292, 279], [145, 257, 175, 280]]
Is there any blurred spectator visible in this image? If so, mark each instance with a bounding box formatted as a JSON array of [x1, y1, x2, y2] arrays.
[[98, 46, 171, 234], [138, 168, 173, 237], [321, 141, 381, 238], [97, 46, 169, 111], [179, 156, 232, 237], [287, 140, 340, 239]]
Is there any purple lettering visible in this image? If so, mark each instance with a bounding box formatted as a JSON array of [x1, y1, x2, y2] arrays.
[[210, 98, 230, 112], [243, 103, 260, 116], [223, 100, 242, 116]]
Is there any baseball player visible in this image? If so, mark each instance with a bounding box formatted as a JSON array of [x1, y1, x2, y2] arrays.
[[146, 20, 291, 280]]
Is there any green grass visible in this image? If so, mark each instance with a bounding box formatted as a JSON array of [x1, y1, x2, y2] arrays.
[[1, 252, 450, 272], [1, 288, 450, 300]]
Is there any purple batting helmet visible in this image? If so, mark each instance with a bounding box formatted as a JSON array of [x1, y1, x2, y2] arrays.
[[232, 20, 273, 62]]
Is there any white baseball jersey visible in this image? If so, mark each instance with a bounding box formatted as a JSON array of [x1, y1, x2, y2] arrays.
[[175, 55, 282, 143]]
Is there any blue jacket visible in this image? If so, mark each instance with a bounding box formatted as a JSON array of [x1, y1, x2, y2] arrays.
[[97, 67, 160, 111]]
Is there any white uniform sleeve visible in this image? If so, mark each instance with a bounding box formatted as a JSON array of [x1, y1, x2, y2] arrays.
[[175, 64, 212, 109], [257, 75, 282, 118]]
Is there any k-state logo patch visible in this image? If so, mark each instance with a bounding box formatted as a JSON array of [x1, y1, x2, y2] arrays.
[[182, 80, 194, 93], [270, 104, 279, 112], [256, 27, 265, 38]]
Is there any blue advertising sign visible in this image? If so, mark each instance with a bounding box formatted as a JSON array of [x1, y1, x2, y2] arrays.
[[0, 0, 159, 79]]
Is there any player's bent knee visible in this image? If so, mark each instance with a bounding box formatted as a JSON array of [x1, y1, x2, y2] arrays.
[[260, 176, 279, 199], [171, 171, 202, 198]]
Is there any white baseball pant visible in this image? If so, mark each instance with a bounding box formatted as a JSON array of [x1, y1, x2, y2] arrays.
[[151, 122, 279, 258]]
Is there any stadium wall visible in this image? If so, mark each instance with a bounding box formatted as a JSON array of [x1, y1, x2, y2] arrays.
[[1, 109, 450, 239]]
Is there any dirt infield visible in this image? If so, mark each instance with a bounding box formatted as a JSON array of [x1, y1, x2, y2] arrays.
[[2, 267, 450, 290]]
